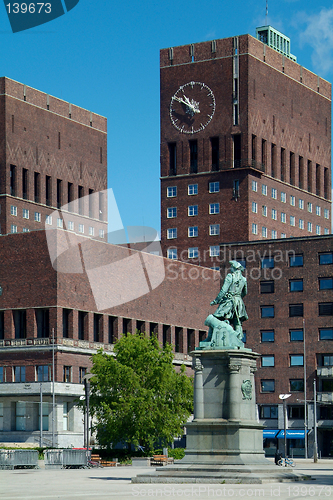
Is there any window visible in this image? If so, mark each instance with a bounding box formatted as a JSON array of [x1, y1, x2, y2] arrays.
[[261, 330, 274, 342], [36, 365, 50, 382], [319, 328, 333, 340], [167, 248, 177, 260], [63, 366, 72, 383], [252, 202, 258, 213], [211, 137, 219, 171], [188, 205, 198, 216], [209, 182, 220, 193], [316, 225, 321, 235], [316, 205, 321, 216], [288, 406, 305, 419], [319, 252, 333, 265], [324, 228, 330, 235], [262, 184, 267, 196], [262, 205, 267, 217], [22, 209, 29, 219], [299, 219, 304, 230], [252, 180, 258, 192], [324, 209, 329, 219], [167, 186, 177, 198], [99, 229, 105, 239], [262, 227, 267, 238], [261, 380, 275, 392], [35, 212, 41, 222], [209, 203, 219, 214], [290, 195, 295, 206], [94, 313, 102, 342], [290, 329, 303, 341], [281, 233, 287, 238], [299, 199, 304, 210], [15, 402, 26, 431], [46, 176, 52, 206], [168, 143, 177, 175], [78, 224, 84, 233], [290, 355, 304, 366], [39, 402, 49, 431], [271, 230, 277, 239], [45, 215, 52, 225], [14, 366, 25, 382], [188, 184, 198, 195], [79, 367, 87, 384], [261, 257, 274, 268], [10, 165, 16, 196], [290, 216, 295, 226], [281, 212, 286, 223], [188, 226, 198, 237], [319, 278, 333, 290], [188, 247, 198, 259], [11, 224, 17, 233], [260, 281, 274, 293], [209, 224, 220, 236], [307, 202, 313, 213], [89, 226, 94, 236], [210, 245, 220, 257], [167, 207, 177, 218], [319, 303, 333, 316], [0, 402, 3, 430], [63, 402, 69, 431], [252, 223, 258, 235], [23, 168, 29, 199], [289, 304, 303, 317], [57, 179, 62, 208], [259, 405, 278, 419], [167, 228, 177, 239], [281, 192, 286, 203], [307, 222, 312, 232], [271, 188, 277, 199], [289, 254, 303, 267], [189, 140, 198, 173], [262, 355, 275, 367], [34, 172, 40, 203], [36, 309, 49, 338], [290, 279, 303, 292], [11, 205, 17, 216], [57, 218, 63, 229], [271, 209, 277, 220], [261, 306, 274, 318], [22, 228, 29, 233], [290, 379, 304, 392]]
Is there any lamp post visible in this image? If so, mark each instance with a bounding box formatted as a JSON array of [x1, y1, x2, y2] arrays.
[[82, 374, 94, 461], [279, 393, 291, 463], [313, 379, 318, 463]]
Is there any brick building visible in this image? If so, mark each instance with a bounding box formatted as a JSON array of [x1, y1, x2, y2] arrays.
[[160, 27, 331, 268], [218, 235, 333, 457]]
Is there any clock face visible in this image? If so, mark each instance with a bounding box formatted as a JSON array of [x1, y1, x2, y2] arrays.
[[169, 81, 216, 134]]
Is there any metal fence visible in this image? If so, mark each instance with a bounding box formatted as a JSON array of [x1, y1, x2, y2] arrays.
[[45, 449, 87, 469], [0, 450, 39, 469]]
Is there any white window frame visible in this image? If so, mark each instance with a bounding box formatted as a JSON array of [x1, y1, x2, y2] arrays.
[[252, 202, 258, 213], [209, 181, 220, 193], [307, 222, 312, 232], [209, 203, 220, 214], [188, 247, 199, 259], [209, 224, 220, 236], [281, 192, 286, 203], [188, 226, 198, 238], [316, 225, 321, 235], [271, 188, 277, 199], [290, 195, 295, 206], [99, 229, 105, 238], [316, 205, 321, 216], [22, 208, 29, 219], [262, 227, 267, 238], [167, 248, 177, 260], [262, 184, 267, 196], [188, 205, 198, 216], [281, 212, 286, 223], [167, 228, 177, 239], [167, 207, 177, 218], [271, 230, 277, 239], [324, 209, 329, 219], [209, 245, 220, 257], [252, 181, 258, 192], [252, 223, 258, 235], [188, 184, 198, 196], [271, 209, 277, 220], [299, 199, 304, 210], [290, 216, 295, 227], [11, 224, 17, 233], [262, 206, 267, 217], [167, 186, 177, 198], [57, 218, 63, 228], [307, 202, 313, 213], [11, 205, 17, 216], [45, 215, 52, 225], [299, 219, 304, 230], [78, 224, 84, 234], [89, 226, 94, 236], [35, 212, 41, 223], [68, 221, 74, 231]]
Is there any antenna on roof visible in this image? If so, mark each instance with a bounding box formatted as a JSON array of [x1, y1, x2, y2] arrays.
[[265, 0, 268, 25]]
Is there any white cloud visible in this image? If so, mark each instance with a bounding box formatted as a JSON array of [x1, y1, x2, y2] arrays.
[[299, 8, 333, 74]]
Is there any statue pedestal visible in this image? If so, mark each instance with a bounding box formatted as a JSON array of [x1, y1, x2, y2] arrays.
[[184, 349, 266, 465]]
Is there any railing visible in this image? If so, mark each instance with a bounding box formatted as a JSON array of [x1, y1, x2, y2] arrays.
[[0, 337, 113, 351], [44, 449, 87, 469], [0, 450, 38, 469]]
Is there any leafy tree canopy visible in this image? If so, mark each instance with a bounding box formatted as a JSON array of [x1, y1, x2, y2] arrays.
[[88, 333, 193, 453]]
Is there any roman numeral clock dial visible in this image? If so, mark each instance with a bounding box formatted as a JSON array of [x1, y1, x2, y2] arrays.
[[169, 81, 216, 134]]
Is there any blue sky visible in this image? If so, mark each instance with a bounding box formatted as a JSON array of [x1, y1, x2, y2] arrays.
[[0, 0, 332, 236]]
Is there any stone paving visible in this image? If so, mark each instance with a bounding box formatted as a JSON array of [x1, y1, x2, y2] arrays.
[[0, 459, 333, 500]]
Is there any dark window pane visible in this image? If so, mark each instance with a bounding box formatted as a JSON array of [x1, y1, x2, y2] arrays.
[[290, 329, 303, 341], [262, 356, 275, 367], [261, 258, 274, 269], [290, 279, 303, 292], [319, 253, 333, 265], [261, 380, 275, 392], [289, 304, 303, 317], [319, 278, 333, 290], [322, 379, 333, 392], [260, 281, 274, 293], [290, 379, 304, 391], [289, 254, 303, 267], [319, 328, 333, 340], [319, 303, 333, 316], [261, 306, 274, 318], [261, 330, 274, 342], [290, 355, 304, 366]]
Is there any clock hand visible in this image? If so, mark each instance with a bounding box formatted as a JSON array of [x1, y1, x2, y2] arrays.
[[174, 95, 200, 114]]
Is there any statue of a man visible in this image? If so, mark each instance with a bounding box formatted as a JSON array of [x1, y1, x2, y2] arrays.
[[210, 260, 248, 340]]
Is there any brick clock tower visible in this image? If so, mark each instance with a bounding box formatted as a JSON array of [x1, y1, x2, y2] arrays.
[[160, 27, 331, 268]]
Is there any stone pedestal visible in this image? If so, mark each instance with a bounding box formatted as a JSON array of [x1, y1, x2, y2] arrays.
[[184, 349, 266, 465]]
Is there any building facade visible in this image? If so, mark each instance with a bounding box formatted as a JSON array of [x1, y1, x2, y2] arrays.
[[160, 29, 331, 268]]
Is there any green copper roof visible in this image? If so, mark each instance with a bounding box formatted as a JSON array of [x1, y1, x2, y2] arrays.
[[256, 25, 297, 62]]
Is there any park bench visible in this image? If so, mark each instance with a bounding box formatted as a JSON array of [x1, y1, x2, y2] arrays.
[[90, 454, 101, 464], [150, 455, 174, 466], [100, 460, 118, 467]]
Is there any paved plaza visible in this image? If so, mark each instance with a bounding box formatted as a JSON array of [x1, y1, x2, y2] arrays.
[[0, 459, 333, 500]]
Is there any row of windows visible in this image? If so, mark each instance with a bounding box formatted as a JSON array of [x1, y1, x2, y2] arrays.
[[167, 182, 220, 198], [0, 400, 71, 432], [261, 379, 304, 393], [260, 278, 333, 293], [261, 353, 333, 368], [252, 223, 329, 237], [260, 404, 333, 420], [167, 224, 220, 239], [0, 364, 86, 384], [260, 328, 333, 342], [258, 253, 333, 268], [167, 203, 220, 218], [261, 303, 333, 318], [252, 200, 329, 220]]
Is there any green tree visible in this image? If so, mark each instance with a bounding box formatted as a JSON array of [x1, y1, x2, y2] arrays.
[[88, 332, 193, 453]]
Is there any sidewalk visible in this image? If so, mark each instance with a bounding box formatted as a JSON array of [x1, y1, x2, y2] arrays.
[[0, 460, 333, 500]]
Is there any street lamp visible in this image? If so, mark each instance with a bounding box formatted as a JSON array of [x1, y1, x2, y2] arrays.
[[279, 393, 291, 463], [82, 374, 94, 461]]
